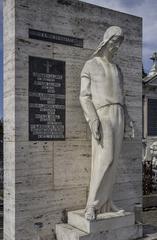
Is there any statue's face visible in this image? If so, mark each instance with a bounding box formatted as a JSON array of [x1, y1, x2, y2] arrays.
[[106, 35, 123, 56]]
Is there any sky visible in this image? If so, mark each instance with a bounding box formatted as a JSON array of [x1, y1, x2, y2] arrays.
[[0, 0, 157, 118], [0, 0, 2, 119]]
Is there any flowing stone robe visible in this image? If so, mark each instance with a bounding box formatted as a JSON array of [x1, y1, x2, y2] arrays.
[[80, 56, 125, 212]]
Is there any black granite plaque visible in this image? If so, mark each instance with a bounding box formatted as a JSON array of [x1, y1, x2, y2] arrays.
[[29, 56, 65, 141], [29, 29, 83, 48], [148, 98, 157, 136]]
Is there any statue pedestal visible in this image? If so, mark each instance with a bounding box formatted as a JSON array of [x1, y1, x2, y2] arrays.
[[68, 209, 135, 233], [56, 209, 143, 240]]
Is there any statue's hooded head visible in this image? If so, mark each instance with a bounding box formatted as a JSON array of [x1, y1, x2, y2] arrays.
[[92, 26, 124, 57]]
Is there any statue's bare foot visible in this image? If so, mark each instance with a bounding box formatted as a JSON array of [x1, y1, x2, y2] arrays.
[[110, 201, 125, 213], [85, 206, 96, 221]]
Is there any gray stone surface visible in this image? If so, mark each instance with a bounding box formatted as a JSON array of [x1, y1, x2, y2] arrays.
[[68, 209, 135, 233], [56, 209, 157, 240], [3, 0, 15, 239], [56, 223, 143, 240], [3, 0, 142, 239]]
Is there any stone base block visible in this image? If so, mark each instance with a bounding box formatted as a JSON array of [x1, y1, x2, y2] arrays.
[[56, 223, 143, 240], [68, 209, 135, 233], [143, 194, 157, 208]]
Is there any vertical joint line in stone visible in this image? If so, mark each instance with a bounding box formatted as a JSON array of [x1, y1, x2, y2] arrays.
[[52, 45, 55, 59], [52, 142, 54, 189]]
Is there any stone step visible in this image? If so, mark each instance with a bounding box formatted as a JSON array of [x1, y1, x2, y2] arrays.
[[68, 209, 135, 233], [56, 223, 143, 240]]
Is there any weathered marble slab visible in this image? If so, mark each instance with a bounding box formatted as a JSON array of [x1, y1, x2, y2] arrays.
[[68, 209, 135, 234], [56, 223, 143, 240], [54, 140, 91, 188]]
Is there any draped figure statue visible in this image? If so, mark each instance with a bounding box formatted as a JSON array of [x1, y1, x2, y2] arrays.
[[79, 26, 134, 221]]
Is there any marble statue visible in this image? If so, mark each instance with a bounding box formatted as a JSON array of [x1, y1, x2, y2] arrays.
[[79, 26, 134, 221]]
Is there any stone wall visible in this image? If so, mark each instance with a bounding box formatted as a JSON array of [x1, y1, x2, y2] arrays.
[[4, 0, 15, 239], [4, 0, 142, 239]]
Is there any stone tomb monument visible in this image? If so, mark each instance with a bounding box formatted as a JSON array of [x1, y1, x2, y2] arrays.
[[4, 0, 142, 240]]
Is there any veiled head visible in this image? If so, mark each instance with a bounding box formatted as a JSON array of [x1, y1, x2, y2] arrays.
[[93, 26, 124, 57]]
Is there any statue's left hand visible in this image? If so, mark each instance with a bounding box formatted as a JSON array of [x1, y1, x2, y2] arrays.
[[90, 119, 101, 141]]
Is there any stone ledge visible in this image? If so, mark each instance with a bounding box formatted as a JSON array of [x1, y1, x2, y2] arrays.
[[56, 223, 143, 240], [68, 209, 135, 233]]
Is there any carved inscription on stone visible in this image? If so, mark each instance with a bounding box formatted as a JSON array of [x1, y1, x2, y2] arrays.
[[29, 56, 65, 141], [29, 29, 83, 48]]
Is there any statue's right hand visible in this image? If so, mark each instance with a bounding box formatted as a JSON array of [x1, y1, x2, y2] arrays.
[[90, 119, 101, 141]]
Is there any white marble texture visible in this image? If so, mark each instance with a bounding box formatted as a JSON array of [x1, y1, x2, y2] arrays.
[[80, 26, 135, 220], [3, 0, 142, 239], [56, 223, 143, 240], [68, 209, 135, 233]]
